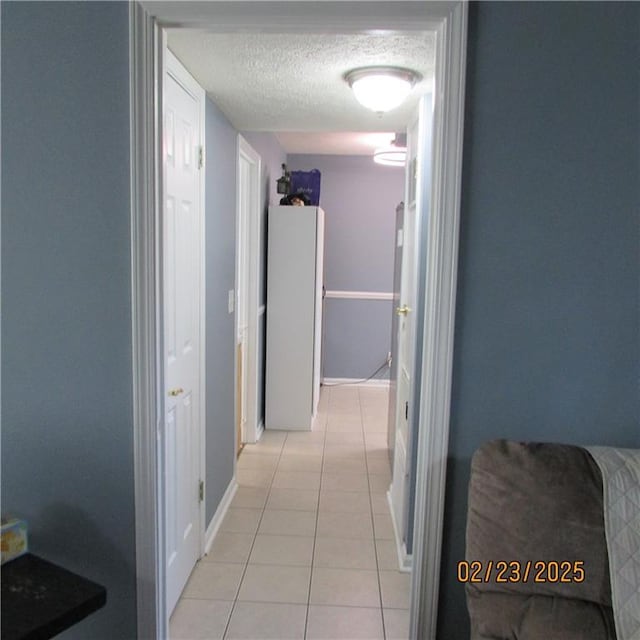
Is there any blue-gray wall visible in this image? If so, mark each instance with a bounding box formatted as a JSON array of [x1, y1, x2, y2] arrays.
[[1, 3, 136, 638], [323, 299, 395, 379], [240, 132, 287, 424], [438, 3, 640, 637], [287, 154, 404, 379], [204, 97, 237, 523]]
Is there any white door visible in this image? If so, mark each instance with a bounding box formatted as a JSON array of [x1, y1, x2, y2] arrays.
[[236, 156, 250, 448], [236, 136, 261, 444], [164, 50, 205, 614], [387, 203, 405, 464], [389, 95, 432, 568]]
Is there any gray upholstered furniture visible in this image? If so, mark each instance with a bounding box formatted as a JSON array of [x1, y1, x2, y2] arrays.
[[465, 440, 617, 640]]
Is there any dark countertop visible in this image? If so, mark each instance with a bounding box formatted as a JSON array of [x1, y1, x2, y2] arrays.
[[1, 553, 107, 640]]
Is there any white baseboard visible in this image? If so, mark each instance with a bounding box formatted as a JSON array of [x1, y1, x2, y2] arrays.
[[203, 476, 238, 555], [387, 489, 413, 573], [322, 378, 390, 388]]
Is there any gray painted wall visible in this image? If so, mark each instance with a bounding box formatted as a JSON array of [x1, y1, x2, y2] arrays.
[[239, 132, 287, 424], [323, 299, 393, 379], [1, 3, 136, 638], [438, 3, 640, 637], [204, 97, 237, 523], [287, 154, 404, 379]]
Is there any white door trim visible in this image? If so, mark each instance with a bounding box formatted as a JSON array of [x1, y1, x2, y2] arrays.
[[130, 4, 164, 638], [236, 135, 262, 445], [409, 5, 468, 638], [130, 3, 467, 638]]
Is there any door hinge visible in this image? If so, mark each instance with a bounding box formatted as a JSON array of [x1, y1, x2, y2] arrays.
[[198, 146, 205, 170], [199, 480, 204, 502], [405, 401, 409, 421]]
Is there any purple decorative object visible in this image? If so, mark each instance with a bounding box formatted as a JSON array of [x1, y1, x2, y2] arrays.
[[290, 170, 321, 206]]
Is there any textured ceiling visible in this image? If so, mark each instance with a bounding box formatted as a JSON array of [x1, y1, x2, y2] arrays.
[[166, 30, 435, 154]]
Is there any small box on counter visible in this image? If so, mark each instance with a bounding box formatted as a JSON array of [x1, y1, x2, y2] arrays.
[[1, 516, 28, 564]]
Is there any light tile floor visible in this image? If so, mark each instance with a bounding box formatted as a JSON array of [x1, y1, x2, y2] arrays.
[[170, 385, 411, 640]]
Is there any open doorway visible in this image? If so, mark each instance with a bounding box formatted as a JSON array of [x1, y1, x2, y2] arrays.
[[236, 136, 262, 449], [130, 3, 467, 638]]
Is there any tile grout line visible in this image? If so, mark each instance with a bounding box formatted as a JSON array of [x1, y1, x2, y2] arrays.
[[359, 386, 388, 640], [221, 433, 286, 640], [303, 387, 330, 640], [177, 388, 397, 640]]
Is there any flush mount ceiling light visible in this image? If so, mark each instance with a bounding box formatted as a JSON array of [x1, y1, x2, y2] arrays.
[[373, 133, 407, 167], [345, 67, 421, 113], [373, 147, 406, 167]]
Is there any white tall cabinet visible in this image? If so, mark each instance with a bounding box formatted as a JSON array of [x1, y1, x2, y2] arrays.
[[265, 206, 325, 430]]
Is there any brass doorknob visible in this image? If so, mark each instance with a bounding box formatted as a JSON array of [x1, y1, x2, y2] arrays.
[[168, 387, 184, 397], [396, 305, 410, 316]]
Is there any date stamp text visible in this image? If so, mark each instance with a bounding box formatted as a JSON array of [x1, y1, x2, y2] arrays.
[[457, 560, 585, 584]]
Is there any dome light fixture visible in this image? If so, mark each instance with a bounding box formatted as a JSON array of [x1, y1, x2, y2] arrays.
[[373, 133, 407, 167], [373, 147, 406, 167], [345, 66, 421, 113]]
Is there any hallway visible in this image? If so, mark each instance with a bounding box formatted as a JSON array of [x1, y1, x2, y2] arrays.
[[170, 385, 410, 639]]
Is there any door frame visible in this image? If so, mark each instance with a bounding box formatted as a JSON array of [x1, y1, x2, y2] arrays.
[[130, 2, 467, 638], [235, 135, 262, 445]]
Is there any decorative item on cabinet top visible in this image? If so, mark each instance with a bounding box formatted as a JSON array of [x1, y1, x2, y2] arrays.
[[289, 169, 322, 206]]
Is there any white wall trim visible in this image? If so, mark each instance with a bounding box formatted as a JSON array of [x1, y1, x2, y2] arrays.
[[410, 4, 468, 640], [203, 478, 238, 555], [130, 4, 163, 638], [322, 378, 390, 388], [325, 290, 394, 301], [387, 490, 413, 573], [141, 1, 452, 33]]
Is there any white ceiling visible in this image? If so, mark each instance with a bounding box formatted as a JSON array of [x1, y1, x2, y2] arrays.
[[166, 30, 435, 155]]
